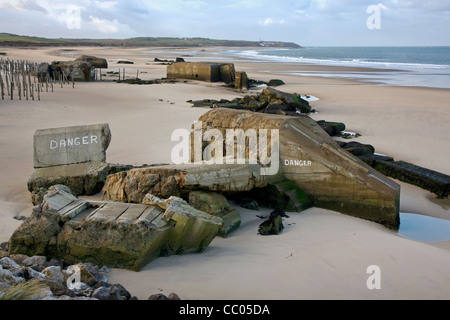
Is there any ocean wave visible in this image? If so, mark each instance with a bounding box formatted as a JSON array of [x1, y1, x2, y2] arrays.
[[230, 50, 450, 71]]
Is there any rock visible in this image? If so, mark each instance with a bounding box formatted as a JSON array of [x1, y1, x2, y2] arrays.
[[373, 160, 450, 199], [235, 198, 259, 211], [338, 141, 375, 157], [0, 250, 9, 259], [267, 79, 285, 87], [0, 242, 7, 251], [22, 267, 47, 281], [188, 191, 241, 237], [75, 55, 108, 69], [92, 286, 123, 300], [50, 61, 95, 81], [0, 266, 25, 286], [0, 257, 21, 270], [42, 266, 65, 285], [258, 209, 290, 236], [175, 57, 185, 63], [67, 281, 93, 297], [37, 62, 53, 82], [117, 60, 134, 64], [22, 256, 48, 268], [168, 293, 181, 300], [42, 280, 76, 297], [317, 121, 346, 136], [262, 87, 311, 113], [111, 284, 132, 300], [198, 108, 401, 229], [102, 163, 267, 204], [148, 293, 170, 300], [9, 254, 29, 265]]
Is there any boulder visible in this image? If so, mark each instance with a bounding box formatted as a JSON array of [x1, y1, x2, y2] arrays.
[[75, 55, 108, 69], [317, 121, 346, 136], [189, 191, 241, 237], [338, 141, 375, 157], [267, 79, 285, 87], [262, 87, 311, 114], [258, 209, 289, 236]]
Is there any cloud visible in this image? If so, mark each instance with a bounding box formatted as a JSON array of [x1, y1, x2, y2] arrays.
[[96, 1, 118, 9], [89, 16, 120, 33], [0, 0, 47, 12], [259, 18, 287, 26]]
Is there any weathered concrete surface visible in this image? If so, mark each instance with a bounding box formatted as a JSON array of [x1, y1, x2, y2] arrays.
[[33, 124, 111, 168], [75, 55, 108, 69], [167, 62, 235, 82], [9, 186, 222, 271], [102, 163, 267, 204], [198, 109, 401, 229], [28, 162, 131, 199], [50, 61, 95, 82], [189, 191, 241, 237]]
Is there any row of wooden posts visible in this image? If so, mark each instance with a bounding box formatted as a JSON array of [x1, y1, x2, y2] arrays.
[[0, 58, 75, 101], [1, 58, 140, 101]]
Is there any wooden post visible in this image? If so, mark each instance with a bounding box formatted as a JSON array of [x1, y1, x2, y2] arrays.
[[18, 82, 21, 100], [118, 69, 121, 81], [0, 77, 4, 100], [136, 69, 139, 79], [31, 84, 34, 101], [25, 82, 28, 100], [123, 68, 125, 80], [37, 83, 40, 101], [11, 81, 13, 100]]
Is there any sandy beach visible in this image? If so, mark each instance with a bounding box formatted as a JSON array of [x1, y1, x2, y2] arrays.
[[0, 46, 449, 300]]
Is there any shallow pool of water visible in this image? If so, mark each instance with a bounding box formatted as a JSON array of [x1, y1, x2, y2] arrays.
[[398, 213, 450, 242]]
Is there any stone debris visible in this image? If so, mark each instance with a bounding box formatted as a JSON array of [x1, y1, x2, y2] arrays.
[[9, 185, 223, 271]]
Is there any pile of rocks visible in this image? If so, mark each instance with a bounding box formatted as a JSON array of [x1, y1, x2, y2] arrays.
[[0, 250, 133, 300], [0, 248, 182, 301], [189, 87, 313, 114]]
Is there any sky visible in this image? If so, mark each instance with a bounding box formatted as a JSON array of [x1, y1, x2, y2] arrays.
[[0, 0, 449, 46]]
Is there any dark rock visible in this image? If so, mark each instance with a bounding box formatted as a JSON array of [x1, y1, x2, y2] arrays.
[[148, 293, 170, 300], [374, 161, 450, 199], [358, 154, 394, 167], [258, 209, 289, 236], [262, 87, 311, 113], [117, 60, 134, 64], [175, 57, 185, 63], [267, 79, 285, 87], [92, 286, 123, 300], [236, 198, 259, 211], [168, 293, 181, 300], [44, 280, 76, 297], [0, 242, 8, 251], [338, 141, 375, 157], [112, 283, 132, 300], [317, 121, 346, 136]]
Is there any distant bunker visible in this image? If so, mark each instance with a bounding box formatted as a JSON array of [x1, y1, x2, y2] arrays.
[[167, 62, 235, 83]]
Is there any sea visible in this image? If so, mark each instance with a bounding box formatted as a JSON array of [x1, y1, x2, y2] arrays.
[[226, 46, 450, 89]]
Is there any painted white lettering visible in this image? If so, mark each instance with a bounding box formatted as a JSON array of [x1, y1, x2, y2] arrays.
[[91, 136, 98, 144], [67, 138, 74, 147], [60, 140, 66, 148], [74, 138, 81, 146], [82, 136, 89, 145], [50, 140, 58, 150]]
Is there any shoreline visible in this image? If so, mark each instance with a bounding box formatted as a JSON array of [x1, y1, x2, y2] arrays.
[[0, 46, 449, 300]]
